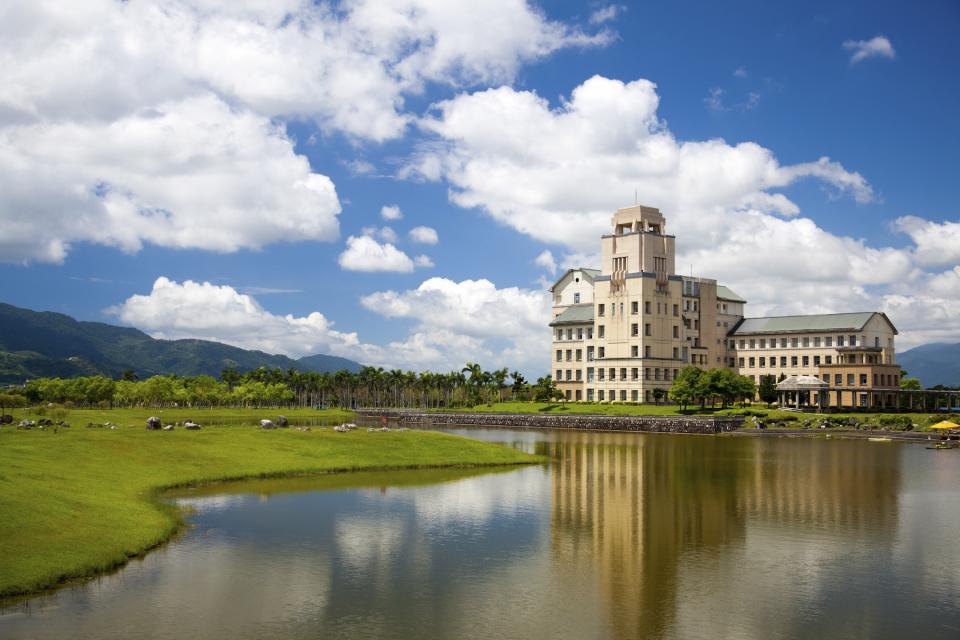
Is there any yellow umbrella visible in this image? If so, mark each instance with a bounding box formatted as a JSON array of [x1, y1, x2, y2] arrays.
[[929, 420, 959, 430]]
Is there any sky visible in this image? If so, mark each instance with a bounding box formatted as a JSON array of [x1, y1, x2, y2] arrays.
[[1, 0, 959, 376]]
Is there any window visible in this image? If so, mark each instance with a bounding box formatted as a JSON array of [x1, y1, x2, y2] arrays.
[[791, 338, 799, 348], [673, 347, 679, 359], [835, 374, 842, 385], [694, 319, 699, 329], [631, 390, 639, 402], [632, 301, 638, 314], [645, 323, 652, 336], [620, 368, 627, 380], [587, 346, 594, 361], [632, 323, 639, 336], [760, 339, 766, 348], [825, 336, 833, 347], [577, 328, 583, 340], [598, 390, 605, 401], [631, 345, 639, 357], [598, 304, 605, 316], [693, 301, 699, 311], [598, 347, 605, 358], [803, 337, 810, 347], [556, 369, 562, 379], [644, 368, 651, 380], [645, 301, 651, 314], [631, 368, 639, 380], [574, 293, 580, 304], [791, 356, 798, 367], [598, 326, 605, 338], [620, 390, 627, 402], [565, 370, 572, 381], [556, 350, 562, 362], [802, 356, 809, 366], [654, 368, 661, 380], [875, 336, 880, 348], [576, 369, 582, 381], [759, 357, 766, 368], [814, 337, 821, 347], [860, 374, 868, 386], [598, 368, 605, 380], [849, 335, 857, 346], [609, 368, 616, 380], [565, 390, 571, 400], [837, 335, 845, 347], [575, 349, 582, 362], [781, 338, 789, 348], [657, 302, 662, 314], [825, 355, 832, 364], [748, 357, 755, 368], [565, 350, 572, 361], [813, 356, 820, 366], [749, 339, 756, 349], [739, 339, 746, 349], [738, 357, 745, 367], [644, 345, 652, 357], [587, 368, 594, 383], [587, 389, 594, 401], [673, 304, 679, 316], [575, 390, 582, 401], [673, 325, 680, 338], [847, 374, 855, 385], [780, 356, 787, 367], [556, 330, 562, 340], [587, 328, 593, 339], [566, 329, 572, 340], [611, 303, 615, 317]]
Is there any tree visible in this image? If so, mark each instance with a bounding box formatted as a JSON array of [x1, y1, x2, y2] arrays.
[[0, 393, 26, 414], [669, 366, 702, 411], [510, 371, 527, 400], [900, 376, 922, 391], [121, 369, 139, 381], [758, 375, 778, 404], [652, 388, 666, 404], [533, 376, 561, 402]]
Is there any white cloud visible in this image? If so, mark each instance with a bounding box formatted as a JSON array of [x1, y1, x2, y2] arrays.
[[109, 275, 551, 373], [409, 225, 439, 244], [414, 254, 435, 268], [589, 5, 624, 25], [0, 94, 340, 263], [534, 250, 557, 274], [339, 235, 416, 272], [843, 35, 896, 64], [361, 277, 551, 371], [377, 226, 399, 244], [107, 277, 362, 358], [381, 204, 404, 220], [705, 86, 760, 112], [894, 215, 960, 267], [406, 74, 960, 347], [733, 66, 748, 78], [0, 0, 610, 262]]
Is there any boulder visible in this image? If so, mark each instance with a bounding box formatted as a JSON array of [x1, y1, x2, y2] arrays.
[[333, 424, 350, 432], [162, 424, 175, 431], [277, 415, 289, 427], [18, 419, 36, 429], [184, 421, 201, 430], [260, 419, 276, 429], [0, 414, 13, 424], [146, 416, 161, 430]]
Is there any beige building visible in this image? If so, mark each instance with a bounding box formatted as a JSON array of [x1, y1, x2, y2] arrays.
[[549, 204, 901, 408]]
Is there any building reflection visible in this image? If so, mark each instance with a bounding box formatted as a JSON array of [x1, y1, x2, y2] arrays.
[[541, 433, 901, 640]]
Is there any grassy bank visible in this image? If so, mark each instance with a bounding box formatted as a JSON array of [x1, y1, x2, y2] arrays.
[[0, 418, 537, 599], [425, 401, 951, 430], [5, 406, 356, 427]]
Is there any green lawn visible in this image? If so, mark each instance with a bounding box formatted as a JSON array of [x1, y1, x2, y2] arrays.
[[428, 401, 951, 429], [0, 413, 537, 599], [5, 405, 356, 428]]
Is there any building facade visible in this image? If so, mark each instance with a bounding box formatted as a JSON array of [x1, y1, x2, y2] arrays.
[[549, 204, 901, 408]]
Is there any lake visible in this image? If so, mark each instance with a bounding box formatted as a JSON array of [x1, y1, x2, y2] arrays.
[[2, 429, 958, 639]]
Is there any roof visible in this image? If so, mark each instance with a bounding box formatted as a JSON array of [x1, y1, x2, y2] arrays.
[[731, 312, 896, 336], [716, 285, 746, 303], [549, 304, 595, 326], [548, 268, 599, 292], [776, 375, 829, 390]]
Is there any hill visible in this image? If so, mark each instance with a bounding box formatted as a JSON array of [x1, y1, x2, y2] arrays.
[[897, 342, 960, 388], [0, 302, 362, 384]]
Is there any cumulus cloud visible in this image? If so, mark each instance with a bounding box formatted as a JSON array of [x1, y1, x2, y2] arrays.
[[107, 277, 362, 358], [381, 205, 404, 221], [414, 254, 435, 268], [589, 5, 624, 25], [409, 225, 439, 244], [534, 250, 557, 274], [109, 275, 550, 373], [361, 277, 551, 370], [405, 74, 957, 347], [338, 235, 416, 272], [843, 35, 896, 64], [893, 215, 960, 267], [0, 0, 610, 263]]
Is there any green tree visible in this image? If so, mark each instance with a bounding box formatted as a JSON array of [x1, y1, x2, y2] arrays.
[[758, 375, 778, 404], [900, 376, 922, 390], [669, 366, 702, 411], [0, 393, 26, 414]]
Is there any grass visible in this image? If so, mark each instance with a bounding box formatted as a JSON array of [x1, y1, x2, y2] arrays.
[[7, 406, 357, 427], [427, 401, 951, 430], [0, 410, 538, 599]]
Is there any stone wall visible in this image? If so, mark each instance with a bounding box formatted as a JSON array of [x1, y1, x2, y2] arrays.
[[356, 410, 743, 434]]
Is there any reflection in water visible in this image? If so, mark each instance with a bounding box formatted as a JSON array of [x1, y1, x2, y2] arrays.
[[2, 432, 957, 640]]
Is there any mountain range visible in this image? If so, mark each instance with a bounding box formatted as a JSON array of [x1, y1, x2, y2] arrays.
[[0, 302, 362, 384], [897, 342, 960, 388]]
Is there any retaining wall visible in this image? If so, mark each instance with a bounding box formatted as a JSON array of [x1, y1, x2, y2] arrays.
[[356, 410, 743, 434]]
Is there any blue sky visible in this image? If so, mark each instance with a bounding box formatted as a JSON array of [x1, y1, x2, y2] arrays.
[[1, 0, 958, 375]]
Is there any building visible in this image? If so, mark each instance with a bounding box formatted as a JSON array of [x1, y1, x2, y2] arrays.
[[549, 204, 901, 408]]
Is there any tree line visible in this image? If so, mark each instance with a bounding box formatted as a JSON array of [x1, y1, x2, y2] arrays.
[[668, 366, 758, 410], [1, 363, 562, 410]]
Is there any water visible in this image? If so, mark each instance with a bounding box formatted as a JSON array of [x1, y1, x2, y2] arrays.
[[2, 429, 959, 640]]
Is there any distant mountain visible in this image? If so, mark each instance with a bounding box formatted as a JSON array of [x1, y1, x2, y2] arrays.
[[0, 302, 362, 384], [898, 343, 960, 388]]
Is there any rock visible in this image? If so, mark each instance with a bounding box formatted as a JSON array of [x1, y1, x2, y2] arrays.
[[146, 416, 161, 430], [18, 419, 36, 429], [0, 414, 14, 424], [184, 421, 201, 430], [333, 424, 350, 432], [277, 415, 289, 427], [162, 424, 175, 431], [259, 419, 276, 429], [295, 426, 311, 432]]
